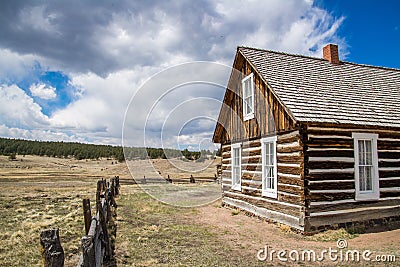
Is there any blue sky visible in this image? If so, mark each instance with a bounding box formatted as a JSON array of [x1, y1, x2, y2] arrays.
[[315, 0, 400, 68], [0, 0, 399, 149]]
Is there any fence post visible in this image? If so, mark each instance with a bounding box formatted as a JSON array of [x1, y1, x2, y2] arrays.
[[40, 228, 64, 267], [98, 200, 113, 262], [110, 178, 115, 197], [82, 198, 91, 236], [81, 235, 95, 267], [96, 180, 102, 211], [115, 176, 120, 196]]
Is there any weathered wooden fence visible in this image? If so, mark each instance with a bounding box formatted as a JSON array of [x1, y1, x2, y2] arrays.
[[40, 176, 120, 267], [78, 176, 120, 267], [136, 175, 220, 184]]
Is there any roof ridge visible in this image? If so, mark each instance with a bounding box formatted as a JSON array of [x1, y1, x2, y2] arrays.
[[238, 46, 400, 72]]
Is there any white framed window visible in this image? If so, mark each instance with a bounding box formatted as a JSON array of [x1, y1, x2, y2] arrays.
[[261, 136, 277, 198], [231, 143, 242, 191], [242, 73, 255, 121], [352, 133, 379, 201]]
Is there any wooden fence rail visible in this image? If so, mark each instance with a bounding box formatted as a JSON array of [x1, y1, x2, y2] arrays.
[[40, 176, 120, 267]]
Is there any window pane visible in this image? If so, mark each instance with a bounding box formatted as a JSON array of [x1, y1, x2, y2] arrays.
[[358, 140, 365, 165], [365, 166, 372, 191], [359, 166, 373, 192], [232, 147, 241, 187], [244, 80, 250, 96], [365, 140, 372, 165], [246, 102, 251, 114], [359, 166, 365, 191]]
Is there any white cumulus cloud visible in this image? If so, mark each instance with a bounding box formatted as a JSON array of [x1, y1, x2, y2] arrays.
[[29, 83, 57, 100], [0, 84, 50, 128]]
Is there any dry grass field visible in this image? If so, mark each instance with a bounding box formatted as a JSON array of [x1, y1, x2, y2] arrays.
[[0, 155, 399, 266]]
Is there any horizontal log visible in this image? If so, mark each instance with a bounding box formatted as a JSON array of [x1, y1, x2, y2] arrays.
[[242, 179, 262, 189], [378, 151, 400, 159], [307, 126, 400, 139], [378, 141, 400, 150], [278, 174, 304, 187], [278, 192, 303, 205], [308, 181, 354, 191], [242, 149, 261, 157], [309, 198, 400, 214], [223, 197, 303, 230], [221, 173, 231, 179], [308, 205, 400, 229], [222, 158, 231, 164], [278, 130, 301, 142], [242, 172, 262, 180], [242, 156, 261, 164], [380, 191, 400, 198], [222, 151, 231, 158], [278, 184, 303, 196], [242, 140, 261, 149], [307, 149, 354, 158], [277, 153, 303, 163], [244, 165, 262, 172], [379, 160, 400, 168], [221, 145, 231, 153], [308, 161, 354, 170], [307, 137, 353, 148], [379, 170, 400, 178], [307, 128, 353, 137], [380, 178, 400, 188], [309, 191, 354, 202], [223, 192, 302, 217], [278, 165, 303, 175], [306, 172, 354, 181], [222, 184, 232, 191], [277, 142, 303, 153], [221, 165, 231, 171], [242, 188, 262, 197]]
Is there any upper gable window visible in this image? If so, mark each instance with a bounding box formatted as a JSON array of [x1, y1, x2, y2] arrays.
[[242, 73, 255, 121]]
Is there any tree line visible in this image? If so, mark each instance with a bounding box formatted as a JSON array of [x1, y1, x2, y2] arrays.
[[0, 137, 220, 161]]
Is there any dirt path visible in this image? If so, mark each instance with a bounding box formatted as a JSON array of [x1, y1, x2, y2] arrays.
[[193, 203, 400, 266]]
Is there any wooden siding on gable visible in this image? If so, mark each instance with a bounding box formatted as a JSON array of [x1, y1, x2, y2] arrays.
[[213, 51, 296, 144]]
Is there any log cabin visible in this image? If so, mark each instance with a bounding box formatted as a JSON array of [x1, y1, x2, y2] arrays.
[[212, 44, 400, 233]]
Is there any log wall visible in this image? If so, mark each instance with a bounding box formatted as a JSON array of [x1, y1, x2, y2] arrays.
[[221, 129, 306, 231], [304, 124, 400, 231]]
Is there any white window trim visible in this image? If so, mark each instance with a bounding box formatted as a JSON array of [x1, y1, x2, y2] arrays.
[[231, 143, 242, 191], [261, 136, 278, 198], [242, 73, 255, 121], [352, 133, 379, 201]]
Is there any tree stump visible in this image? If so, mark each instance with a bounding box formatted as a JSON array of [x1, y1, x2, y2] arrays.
[[40, 228, 64, 267]]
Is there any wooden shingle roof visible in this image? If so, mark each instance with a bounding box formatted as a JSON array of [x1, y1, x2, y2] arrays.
[[239, 46, 400, 128]]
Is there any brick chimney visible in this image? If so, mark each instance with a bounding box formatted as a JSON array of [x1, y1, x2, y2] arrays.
[[323, 44, 340, 65]]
